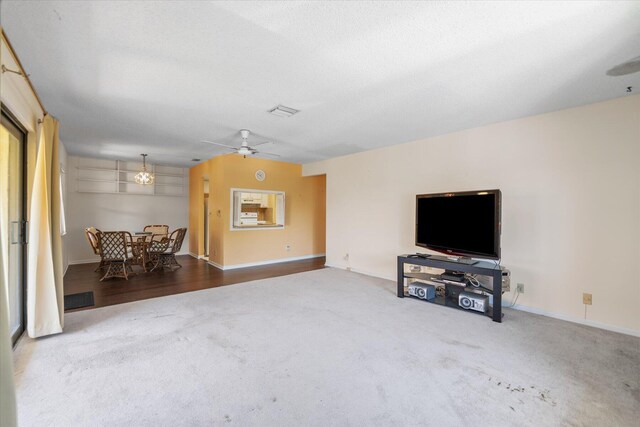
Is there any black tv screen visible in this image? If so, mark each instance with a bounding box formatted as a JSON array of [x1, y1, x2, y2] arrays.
[[416, 190, 501, 260]]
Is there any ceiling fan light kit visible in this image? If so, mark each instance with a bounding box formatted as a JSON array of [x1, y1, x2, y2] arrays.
[[202, 129, 281, 159]]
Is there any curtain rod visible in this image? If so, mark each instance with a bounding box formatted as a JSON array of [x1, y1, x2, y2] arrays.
[[1, 28, 48, 117]]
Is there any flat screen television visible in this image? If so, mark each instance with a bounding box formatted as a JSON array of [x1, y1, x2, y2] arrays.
[[416, 189, 501, 260]]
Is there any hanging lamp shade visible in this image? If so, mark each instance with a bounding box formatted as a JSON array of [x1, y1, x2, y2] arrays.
[[134, 154, 154, 185]]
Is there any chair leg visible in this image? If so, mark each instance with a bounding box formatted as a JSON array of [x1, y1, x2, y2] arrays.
[[150, 254, 163, 272], [94, 260, 108, 272], [100, 261, 132, 281], [166, 254, 182, 270], [100, 262, 113, 281]]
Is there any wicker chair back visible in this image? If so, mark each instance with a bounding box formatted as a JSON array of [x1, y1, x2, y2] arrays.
[[98, 231, 132, 261]]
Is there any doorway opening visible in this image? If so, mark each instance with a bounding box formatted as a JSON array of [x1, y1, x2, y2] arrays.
[[203, 178, 209, 260]]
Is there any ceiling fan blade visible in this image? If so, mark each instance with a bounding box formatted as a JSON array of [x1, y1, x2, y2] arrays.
[[201, 140, 238, 149], [251, 140, 272, 147], [256, 151, 280, 158]]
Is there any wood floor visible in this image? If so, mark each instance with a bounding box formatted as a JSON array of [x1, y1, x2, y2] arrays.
[[64, 255, 326, 312]]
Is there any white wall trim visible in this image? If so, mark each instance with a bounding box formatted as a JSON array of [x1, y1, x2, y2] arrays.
[[69, 250, 190, 266], [325, 262, 381, 279], [189, 252, 208, 260], [326, 263, 640, 338], [207, 260, 224, 270], [69, 258, 100, 265], [508, 303, 640, 338], [209, 253, 325, 271]]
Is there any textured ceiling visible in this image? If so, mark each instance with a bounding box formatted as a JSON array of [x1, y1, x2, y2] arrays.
[[1, 1, 639, 166]]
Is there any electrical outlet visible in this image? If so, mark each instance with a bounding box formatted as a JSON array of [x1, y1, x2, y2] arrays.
[[516, 283, 524, 293], [285, 244, 291, 252], [583, 293, 592, 305], [344, 253, 349, 261]]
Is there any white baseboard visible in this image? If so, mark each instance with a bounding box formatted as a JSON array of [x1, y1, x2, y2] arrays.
[[208, 253, 325, 271], [508, 303, 640, 337], [324, 262, 382, 279], [207, 260, 224, 270], [326, 263, 639, 338], [71, 250, 190, 265], [188, 252, 203, 259], [69, 258, 100, 265]]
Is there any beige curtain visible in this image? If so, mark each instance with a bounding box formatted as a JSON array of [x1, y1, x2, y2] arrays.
[[0, 230, 17, 427], [0, 274, 17, 427], [26, 115, 64, 338]]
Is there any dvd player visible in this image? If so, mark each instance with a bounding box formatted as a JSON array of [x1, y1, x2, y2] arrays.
[[441, 272, 465, 282]]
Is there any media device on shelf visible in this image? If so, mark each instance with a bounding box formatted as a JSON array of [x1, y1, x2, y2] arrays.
[[407, 282, 436, 300], [458, 291, 489, 313], [415, 189, 501, 263]]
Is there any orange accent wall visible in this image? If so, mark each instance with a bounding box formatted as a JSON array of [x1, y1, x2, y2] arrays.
[[189, 154, 325, 267]]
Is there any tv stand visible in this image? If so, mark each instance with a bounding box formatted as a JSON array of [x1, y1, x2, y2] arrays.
[[397, 254, 504, 323], [431, 254, 477, 265]]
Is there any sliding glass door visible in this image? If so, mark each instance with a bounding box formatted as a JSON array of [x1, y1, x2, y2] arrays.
[[1, 108, 27, 345]]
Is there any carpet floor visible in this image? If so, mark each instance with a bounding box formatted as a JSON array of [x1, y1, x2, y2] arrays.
[[13, 268, 640, 426]]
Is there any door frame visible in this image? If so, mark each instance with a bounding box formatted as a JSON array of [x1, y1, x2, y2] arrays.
[[1, 106, 28, 346]]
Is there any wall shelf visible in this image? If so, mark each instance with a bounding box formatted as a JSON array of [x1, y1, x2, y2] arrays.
[[74, 157, 187, 197]]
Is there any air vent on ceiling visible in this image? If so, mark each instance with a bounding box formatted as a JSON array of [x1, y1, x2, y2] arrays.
[[268, 104, 299, 117]]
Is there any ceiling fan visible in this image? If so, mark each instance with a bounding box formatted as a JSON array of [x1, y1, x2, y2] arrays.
[[202, 129, 280, 158]]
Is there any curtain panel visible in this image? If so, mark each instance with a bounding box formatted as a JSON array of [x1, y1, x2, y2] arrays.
[[0, 232, 17, 427], [26, 115, 64, 338], [0, 254, 17, 427]]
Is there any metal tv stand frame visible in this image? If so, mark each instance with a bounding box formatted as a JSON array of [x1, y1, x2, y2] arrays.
[[397, 254, 504, 323]]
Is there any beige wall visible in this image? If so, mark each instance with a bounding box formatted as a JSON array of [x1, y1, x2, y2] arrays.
[[304, 95, 640, 334], [190, 154, 326, 267]]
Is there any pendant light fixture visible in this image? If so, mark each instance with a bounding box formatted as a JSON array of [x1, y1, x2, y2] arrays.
[[134, 154, 154, 185]]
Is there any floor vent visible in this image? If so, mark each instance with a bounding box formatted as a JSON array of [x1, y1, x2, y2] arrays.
[[64, 292, 95, 311]]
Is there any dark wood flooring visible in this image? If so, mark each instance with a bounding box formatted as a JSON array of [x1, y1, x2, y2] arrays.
[[64, 255, 326, 312]]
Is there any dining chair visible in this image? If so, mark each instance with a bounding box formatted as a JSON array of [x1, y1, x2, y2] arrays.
[[84, 227, 107, 272], [148, 227, 187, 271], [97, 231, 136, 281], [144, 224, 169, 241]]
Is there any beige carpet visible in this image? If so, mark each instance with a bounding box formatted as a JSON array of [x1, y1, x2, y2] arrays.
[[13, 268, 640, 426]]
